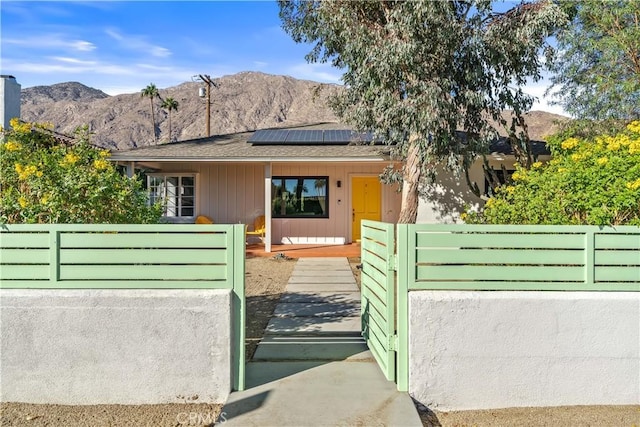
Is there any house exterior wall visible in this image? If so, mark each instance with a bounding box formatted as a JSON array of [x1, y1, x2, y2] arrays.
[[151, 161, 401, 244], [271, 162, 401, 243], [416, 155, 550, 224], [152, 162, 265, 225]]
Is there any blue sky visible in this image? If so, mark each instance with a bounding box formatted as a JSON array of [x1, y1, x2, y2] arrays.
[[1, 1, 565, 115]]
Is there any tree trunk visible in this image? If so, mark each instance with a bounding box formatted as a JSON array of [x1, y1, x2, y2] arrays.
[[398, 137, 421, 224], [150, 100, 157, 144]]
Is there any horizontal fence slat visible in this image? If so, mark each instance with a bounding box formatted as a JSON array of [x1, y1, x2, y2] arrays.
[[595, 267, 640, 282], [410, 281, 640, 291], [361, 267, 389, 298], [416, 265, 584, 282], [0, 280, 230, 289], [0, 233, 50, 248], [416, 232, 586, 249], [595, 251, 640, 266], [59, 232, 228, 249], [362, 287, 388, 320], [362, 227, 392, 247], [367, 334, 388, 372], [595, 234, 640, 249], [416, 248, 585, 265], [361, 276, 387, 310], [59, 264, 227, 281], [1, 249, 50, 264], [0, 265, 49, 280], [60, 248, 228, 265], [361, 249, 389, 274]]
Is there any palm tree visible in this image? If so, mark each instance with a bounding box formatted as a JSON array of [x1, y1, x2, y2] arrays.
[[161, 97, 179, 142], [141, 83, 159, 143]]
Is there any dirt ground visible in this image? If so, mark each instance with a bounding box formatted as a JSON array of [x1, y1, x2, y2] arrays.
[[418, 403, 640, 427], [2, 255, 639, 426]]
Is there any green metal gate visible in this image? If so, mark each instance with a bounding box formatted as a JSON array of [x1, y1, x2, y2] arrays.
[[360, 220, 396, 381]]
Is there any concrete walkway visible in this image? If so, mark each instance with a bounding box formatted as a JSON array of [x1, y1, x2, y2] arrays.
[[222, 257, 421, 427]]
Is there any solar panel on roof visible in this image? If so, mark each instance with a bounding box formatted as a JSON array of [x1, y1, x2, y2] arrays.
[[249, 128, 381, 145], [285, 130, 323, 143], [323, 130, 352, 143], [248, 129, 289, 144]]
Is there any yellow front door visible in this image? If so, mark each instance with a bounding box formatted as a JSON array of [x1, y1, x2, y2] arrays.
[[352, 176, 381, 241]]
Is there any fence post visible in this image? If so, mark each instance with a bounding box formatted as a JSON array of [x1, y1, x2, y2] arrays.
[[396, 224, 410, 392], [49, 228, 60, 285], [585, 229, 595, 286], [231, 224, 246, 391]]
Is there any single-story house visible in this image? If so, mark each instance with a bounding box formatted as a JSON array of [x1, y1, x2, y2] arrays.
[[110, 123, 550, 252]]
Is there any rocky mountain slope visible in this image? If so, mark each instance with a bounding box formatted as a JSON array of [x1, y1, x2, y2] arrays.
[[20, 71, 567, 150], [20, 72, 340, 149]]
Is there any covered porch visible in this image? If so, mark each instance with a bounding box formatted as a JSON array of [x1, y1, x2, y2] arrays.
[[246, 242, 361, 258]]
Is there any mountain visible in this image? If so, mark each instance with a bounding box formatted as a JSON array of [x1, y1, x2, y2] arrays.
[[22, 82, 110, 104], [19, 72, 567, 150], [20, 72, 340, 150]]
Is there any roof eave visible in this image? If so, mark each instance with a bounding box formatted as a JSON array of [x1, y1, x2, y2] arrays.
[[110, 156, 390, 163]]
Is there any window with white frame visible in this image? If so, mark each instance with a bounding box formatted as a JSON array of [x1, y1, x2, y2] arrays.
[[147, 174, 196, 218]]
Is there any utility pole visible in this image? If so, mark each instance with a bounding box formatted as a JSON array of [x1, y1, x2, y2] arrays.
[[197, 74, 217, 137]]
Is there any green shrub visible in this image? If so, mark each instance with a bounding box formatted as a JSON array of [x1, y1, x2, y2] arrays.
[[464, 121, 640, 225], [1, 120, 162, 224]]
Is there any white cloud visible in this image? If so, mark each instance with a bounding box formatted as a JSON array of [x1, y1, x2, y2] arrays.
[[150, 46, 172, 58], [287, 63, 342, 84], [3, 35, 96, 52], [49, 57, 97, 66], [254, 61, 269, 69], [521, 76, 568, 116], [105, 27, 172, 58]]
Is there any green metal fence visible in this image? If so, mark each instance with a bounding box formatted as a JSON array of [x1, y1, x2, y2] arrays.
[[363, 222, 640, 392], [0, 223, 246, 391], [400, 224, 640, 292], [360, 220, 396, 381]]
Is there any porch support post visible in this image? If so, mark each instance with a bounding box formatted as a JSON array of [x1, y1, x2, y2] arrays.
[[264, 162, 272, 253], [126, 161, 135, 178]]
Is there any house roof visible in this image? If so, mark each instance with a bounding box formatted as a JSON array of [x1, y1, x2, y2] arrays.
[[110, 122, 550, 163], [110, 123, 390, 163]]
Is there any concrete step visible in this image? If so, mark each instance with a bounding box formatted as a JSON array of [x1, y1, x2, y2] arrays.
[[273, 302, 360, 318], [288, 275, 356, 284], [253, 336, 372, 361], [265, 315, 362, 336], [286, 282, 360, 293], [295, 257, 351, 264], [280, 292, 361, 305], [290, 271, 354, 278]]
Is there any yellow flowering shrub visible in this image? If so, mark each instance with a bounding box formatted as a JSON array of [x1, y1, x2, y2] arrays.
[[464, 120, 640, 226], [4, 140, 21, 151], [1, 121, 162, 224]]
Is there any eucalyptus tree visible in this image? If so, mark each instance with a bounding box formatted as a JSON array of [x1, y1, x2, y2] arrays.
[[279, 0, 566, 222], [141, 83, 160, 143], [547, 0, 640, 120], [161, 97, 179, 142]]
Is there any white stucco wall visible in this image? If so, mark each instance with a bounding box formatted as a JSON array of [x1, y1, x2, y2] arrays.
[[409, 291, 640, 410], [1, 289, 232, 405]]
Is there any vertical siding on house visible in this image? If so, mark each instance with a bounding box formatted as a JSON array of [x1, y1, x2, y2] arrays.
[[151, 161, 401, 244], [156, 163, 265, 225], [272, 163, 401, 243]]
